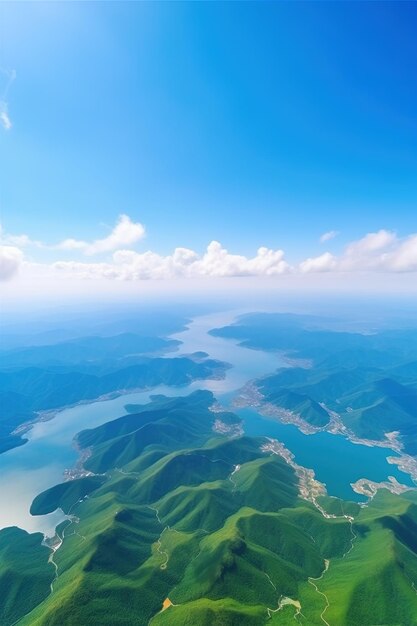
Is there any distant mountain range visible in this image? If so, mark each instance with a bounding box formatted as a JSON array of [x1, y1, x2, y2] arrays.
[[0, 332, 226, 454], [212, 313, 417, 454], [1, 312, 417, 625]]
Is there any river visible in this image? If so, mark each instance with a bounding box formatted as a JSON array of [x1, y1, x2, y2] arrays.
[[0, 311, 414, 536]]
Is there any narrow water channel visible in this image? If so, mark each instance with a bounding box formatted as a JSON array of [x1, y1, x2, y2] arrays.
[[0, 311, 413, 535]]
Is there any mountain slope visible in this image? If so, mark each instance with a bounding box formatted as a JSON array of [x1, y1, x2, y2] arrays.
[[6, 390, 414, 626]]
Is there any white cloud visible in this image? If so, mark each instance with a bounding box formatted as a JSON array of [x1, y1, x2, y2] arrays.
[[382, 234, 417, 272], [192, 241, 289, 277], [1, 220, 417, 286], [344, 229, 396, 256], [53, 241, 290, 281], [301, 230, 392, 274], [57, 238, 89, 251], [0, 68, 16, 131], [319, 230, 339, 243], [0, 245, 24, 280], [56, 214, 145, 255], [300, 230, 417, 274], [300, 252, 336, 273], [0, 105, 12, 130], [0, 228, 43, 248], [338, 229, 397, 271]]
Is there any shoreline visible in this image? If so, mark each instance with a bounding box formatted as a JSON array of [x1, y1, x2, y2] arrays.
[[235, 381, 417, 488], [3, 317, 416, 546], [9, 361, 229, 454]]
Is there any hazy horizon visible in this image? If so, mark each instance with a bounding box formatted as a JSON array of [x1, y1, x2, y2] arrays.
[[1, 2, 416, 308], [1, 4, 417, 626]]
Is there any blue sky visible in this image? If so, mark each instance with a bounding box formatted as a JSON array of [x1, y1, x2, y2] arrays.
[[1, 1, 416, 298]]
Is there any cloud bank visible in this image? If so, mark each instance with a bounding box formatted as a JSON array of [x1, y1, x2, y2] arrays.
[[0, 245, 24, 280], [54, 241, 289, 280], [1, 217, 417, 285], [301, 230, 417, 273]]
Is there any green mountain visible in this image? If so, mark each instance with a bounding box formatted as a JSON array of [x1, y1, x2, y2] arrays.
[[340, 378, 417, 452], [215, 313, 417, 452], [0, 333, 180, 370], [1, 390, 415, 626], [0, 353, 226, 454], [0, 528, 54, 626], [210, 313, 417, 368], [256, 379, 331, 427]]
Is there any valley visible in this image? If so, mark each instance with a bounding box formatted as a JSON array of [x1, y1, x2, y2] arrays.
[[0, 311, 416, 625]]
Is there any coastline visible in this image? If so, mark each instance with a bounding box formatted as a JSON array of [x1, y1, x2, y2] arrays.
[[8, 361, 229, 455], [235, 380, 417, 489]]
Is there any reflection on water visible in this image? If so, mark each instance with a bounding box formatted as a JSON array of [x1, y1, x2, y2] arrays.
[[0, 311, 285, 535], [0, 310, 414, 535], [171, 311, 287, 393]]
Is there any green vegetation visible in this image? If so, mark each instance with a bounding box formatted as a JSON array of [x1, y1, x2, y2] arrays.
[[212, 313, 417, 450], [0, 527, 54, 626], [1, 389, 412, 625], [0, 333, 226, 453], [0, 333, 180, 370], [30, 476, 106, 516], [257, 383, 331, 427], [313, 490, 417, 626], [257, 366, 417, 451]]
